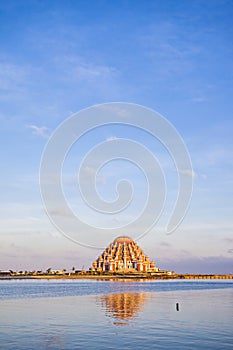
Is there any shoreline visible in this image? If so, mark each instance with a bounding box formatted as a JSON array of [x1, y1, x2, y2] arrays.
[[0, 273, 232, 281]]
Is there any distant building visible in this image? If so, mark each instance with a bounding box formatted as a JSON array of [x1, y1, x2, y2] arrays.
[[91, 235, 160, 273], [0, 270, 12, 276]]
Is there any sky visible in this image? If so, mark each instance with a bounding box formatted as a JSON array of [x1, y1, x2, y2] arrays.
[[0, 0, 233, 274]]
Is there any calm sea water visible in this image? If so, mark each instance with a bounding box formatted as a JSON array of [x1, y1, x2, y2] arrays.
[[0, 279, 232, 349]]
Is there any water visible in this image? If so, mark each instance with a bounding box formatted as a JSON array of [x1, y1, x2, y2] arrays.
[[0, 279, 232, 349]]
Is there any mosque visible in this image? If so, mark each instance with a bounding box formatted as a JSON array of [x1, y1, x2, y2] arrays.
[[91, 235, 160, 273]]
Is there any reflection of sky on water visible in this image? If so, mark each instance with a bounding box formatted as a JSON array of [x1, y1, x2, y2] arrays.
[[1, 279, 232, 300], [0, 285, 232, 349]]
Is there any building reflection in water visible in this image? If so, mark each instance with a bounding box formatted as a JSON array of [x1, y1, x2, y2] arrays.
[[97, 292, 150, 326]]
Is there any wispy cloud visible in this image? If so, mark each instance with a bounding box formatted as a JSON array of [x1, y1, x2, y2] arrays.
[[75, 63, 117, 80], [49, 208, 72, 217], [84, 166, 107, 185], [191, 97, 208, 103], [201, 174, 207, 180], [140, 21, 203, 78], [157, 255, 233, 274], [193, 144, 233, 169], [26, 124, 49, 138], [53, 54, 118, 82], [178, 223, 233, 232], [178, 168, 197, 178], [159, 241, 172, 247], [84, 166, 96, 176], [106, 136, 118, 142], [0, 61, 28, 93]]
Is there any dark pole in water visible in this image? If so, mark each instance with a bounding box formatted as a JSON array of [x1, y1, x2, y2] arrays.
[[176, 303, 179, 311]]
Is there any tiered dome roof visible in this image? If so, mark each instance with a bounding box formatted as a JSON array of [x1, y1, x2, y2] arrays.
[[91, 235, 156, 273]]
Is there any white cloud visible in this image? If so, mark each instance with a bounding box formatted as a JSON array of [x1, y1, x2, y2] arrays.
[[49, 208, 72, 217], [26, 124, 49, 138], [191, 97, 207, 103], [106, 136, 118, 142], [75, 63, 117, 80], [201, 174, 207, 180], [84, 166, 107, 185], [84, 166, 96, 176], [178, 168, 197, 178], [53, 54, 118, 82], [178, 223, 233, 232], [0, 61, 28, 92], [28, 216, 40, 221]]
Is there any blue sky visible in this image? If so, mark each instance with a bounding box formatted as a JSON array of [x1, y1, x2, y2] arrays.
[[0, 0, 233, 273]]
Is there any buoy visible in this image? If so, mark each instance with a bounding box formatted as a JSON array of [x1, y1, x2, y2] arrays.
[[176, 302, 179, 311]]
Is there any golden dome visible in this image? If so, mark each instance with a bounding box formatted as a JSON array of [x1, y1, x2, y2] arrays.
[[113, 236, 133, 244]]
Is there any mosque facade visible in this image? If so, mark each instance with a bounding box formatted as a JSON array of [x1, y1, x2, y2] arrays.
[[91, 236, 159, 273]]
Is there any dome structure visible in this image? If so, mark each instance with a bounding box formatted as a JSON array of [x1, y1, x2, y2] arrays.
[[91, 236, 158, 273], [113, 236, 133, 244]]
